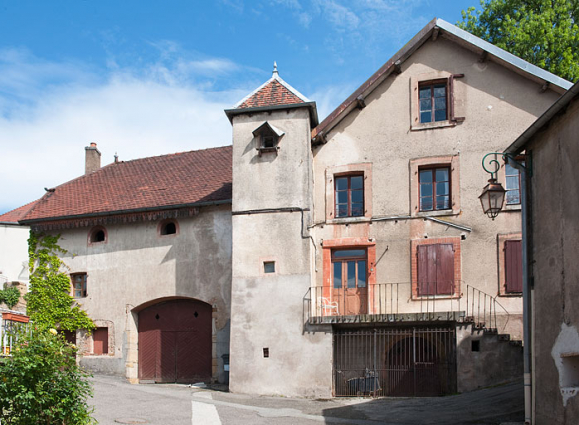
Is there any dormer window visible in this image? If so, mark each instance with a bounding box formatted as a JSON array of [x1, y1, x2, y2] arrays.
[[253, 121, 285, 156]]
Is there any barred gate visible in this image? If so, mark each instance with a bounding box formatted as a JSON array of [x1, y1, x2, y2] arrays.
[[333, 326, 457, 397]]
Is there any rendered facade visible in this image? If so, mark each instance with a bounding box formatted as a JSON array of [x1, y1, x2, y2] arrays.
[[5, 19, 572, 397]]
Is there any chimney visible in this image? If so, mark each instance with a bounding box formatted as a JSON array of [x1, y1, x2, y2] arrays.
[[85, 142, 101, 175]]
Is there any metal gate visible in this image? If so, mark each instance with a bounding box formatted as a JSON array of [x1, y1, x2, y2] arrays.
[[333, 326, 456, 397], [138, 299, 212, 383]]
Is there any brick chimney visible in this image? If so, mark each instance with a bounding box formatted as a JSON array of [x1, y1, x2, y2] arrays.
[[85, 142, 101, 175]]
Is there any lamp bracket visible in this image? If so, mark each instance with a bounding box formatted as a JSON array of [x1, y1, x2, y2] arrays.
[[482, 152, 527, 180]]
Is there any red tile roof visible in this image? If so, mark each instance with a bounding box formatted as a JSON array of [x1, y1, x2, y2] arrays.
[[0, 200, 39, 223], [22, 146, 232, 222], [238, 79, 304, 109]]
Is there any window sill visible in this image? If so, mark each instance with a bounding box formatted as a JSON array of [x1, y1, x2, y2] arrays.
[[414, 209, 460, 218], [327, 216, 372, 225], [498, 292, 522, 298], [256, 146, 279, 156], [411, 120, 457, 131], [503, 204, 522, 212]]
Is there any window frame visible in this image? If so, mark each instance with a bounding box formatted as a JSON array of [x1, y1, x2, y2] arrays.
[[325, 163, 372, 222], [334, 174, 365, 218], [418, 166, 451, 212], [418, 80, 448, 124], [88, 226, 107, 245], [70, 273, 87, 298], [410, 156, 460, 217], [331, 249, 367, 290], [505, 161, 524, 206]]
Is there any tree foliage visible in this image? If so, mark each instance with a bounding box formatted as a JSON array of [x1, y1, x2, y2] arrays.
[[0, 327, 96, 425], [27, 232, 94, 332], [459, 0, 579, 82]]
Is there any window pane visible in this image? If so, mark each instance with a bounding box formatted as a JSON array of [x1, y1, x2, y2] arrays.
[[506, 190, 520, 205], [264, 261, 275, 273], [433, 85, 446, 97], [420, 197, 433, 211], [436, 182, 449, 196], [419, 87, 430, 99], [420, 182, 432, 197], [434, 97, 446, 110], [436, 195, 450, 210], [351, 203, 364, 216], [347, 261, 356, 288], [420, 99, 432, 112], [333, 250, 366, 258], [350, 176, 363, 190], [358, 261, 366, 288], [506, 175, 519, 190], [420, 112, 432, 123], [336, 205, 348, 217], [434, 109, 447, 122], [419, 170, 432, 183], [336, 177, 348, 191], [435, 168, 449, 182], [333, 262, 342, 288], [336, 190, 348, 204], [351, 190, 363, 203]]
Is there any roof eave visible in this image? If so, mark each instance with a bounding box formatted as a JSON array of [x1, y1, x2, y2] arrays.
[[225, 101, 319, 127], [19, 199, 233, 226]]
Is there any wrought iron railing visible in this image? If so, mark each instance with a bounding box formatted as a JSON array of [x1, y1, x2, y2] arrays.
[[303, 282, 511, 332]]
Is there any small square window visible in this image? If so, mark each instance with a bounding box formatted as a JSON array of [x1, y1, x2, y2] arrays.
[[71, 273, 87, 298], [264, 261, 275, 274]]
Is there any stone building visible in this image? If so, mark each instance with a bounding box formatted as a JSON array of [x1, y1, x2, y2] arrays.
[[504, 81, 579, 424], [9, 18, 571, 397]]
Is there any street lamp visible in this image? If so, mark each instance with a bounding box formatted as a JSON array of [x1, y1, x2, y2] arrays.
[[479, 153, 508, 219]]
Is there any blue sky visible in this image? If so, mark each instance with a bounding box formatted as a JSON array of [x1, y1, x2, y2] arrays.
[[0, 0, 477, 214]]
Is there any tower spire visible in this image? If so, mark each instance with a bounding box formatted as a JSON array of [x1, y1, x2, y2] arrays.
[[272, 61, 278, 77]]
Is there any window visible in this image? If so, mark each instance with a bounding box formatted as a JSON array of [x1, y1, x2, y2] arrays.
[[419, 167, 450, 211], [252, 121, 285, 156], [88, 226, 107, 244], [504, 240, 523, 293], [505, 163, 523, 205], [335, 175, 364, 218], [93, 327, 108, 355], [262, 135, 275, 148], [71, 273, 87, 298], [264, 261, 275, 274], [159, 219, 178, 236], [419, 81, 447, 123], [332, 249, 367, 289], [414, 242, 457, 296]]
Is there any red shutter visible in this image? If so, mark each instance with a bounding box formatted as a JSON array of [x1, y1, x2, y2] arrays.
[[93, 328, 108, 355], [436, 244, 455, 295], [505, 240, 523, 293], [418, 245, 437, 295]]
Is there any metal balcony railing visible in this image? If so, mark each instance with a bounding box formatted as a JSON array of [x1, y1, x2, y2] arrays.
[[303, 282, 511, 332]]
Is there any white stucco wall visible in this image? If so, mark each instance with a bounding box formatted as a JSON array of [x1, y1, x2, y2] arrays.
[[0, 224, 30, 286]]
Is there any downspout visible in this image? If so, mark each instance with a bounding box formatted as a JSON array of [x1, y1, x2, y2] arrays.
[[508, 156, 532, 425]]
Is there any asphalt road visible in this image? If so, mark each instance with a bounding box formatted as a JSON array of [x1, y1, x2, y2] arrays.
[[90, 374, 524, 425]]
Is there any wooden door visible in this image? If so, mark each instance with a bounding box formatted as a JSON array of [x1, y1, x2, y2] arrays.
[[332, 249, 367, 315]]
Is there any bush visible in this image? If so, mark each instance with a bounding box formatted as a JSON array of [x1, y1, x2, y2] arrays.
[[0, 328, 96, 424]]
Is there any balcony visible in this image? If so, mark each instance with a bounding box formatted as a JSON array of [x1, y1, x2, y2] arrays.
[[303, 282, 511, 331]]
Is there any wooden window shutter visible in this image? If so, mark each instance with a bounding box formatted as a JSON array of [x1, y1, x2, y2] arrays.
[[93, 328, 108, 355], [449, 74, 465, 123], [436, 244, 455, 295], [505, 240, 523, 293], [418, 245, 437, 295]]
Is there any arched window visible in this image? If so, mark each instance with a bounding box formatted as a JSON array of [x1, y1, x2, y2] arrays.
[[158, 219, 179, 236], [88, 226, 107, 244]]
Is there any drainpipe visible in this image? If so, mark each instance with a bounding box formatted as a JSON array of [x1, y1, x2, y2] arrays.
[[508, 157, 532, 425]]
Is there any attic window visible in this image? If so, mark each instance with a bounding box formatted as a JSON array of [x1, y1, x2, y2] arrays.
[[158, 219, 179, 237], [253, 121, 284, 156], [88, 226, 107, 245]]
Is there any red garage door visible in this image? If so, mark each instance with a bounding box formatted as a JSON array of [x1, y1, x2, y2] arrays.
[[138, 299, 212, 383]]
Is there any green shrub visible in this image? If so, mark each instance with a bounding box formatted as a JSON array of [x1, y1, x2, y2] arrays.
[[0, 328, 96, 424], [0, 286, 20, 309]]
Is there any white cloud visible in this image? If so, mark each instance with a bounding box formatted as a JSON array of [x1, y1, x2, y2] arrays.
[[0, 48, 254, 214]]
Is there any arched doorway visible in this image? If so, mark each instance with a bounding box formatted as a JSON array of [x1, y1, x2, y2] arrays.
[[138, 299, 212, 383]]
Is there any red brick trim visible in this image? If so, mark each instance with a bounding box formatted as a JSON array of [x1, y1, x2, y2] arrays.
[[410, 237, 461, 299], [497, 233, 523, 297]]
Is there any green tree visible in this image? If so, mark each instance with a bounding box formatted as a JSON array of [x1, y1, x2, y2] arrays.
[[459, 0, 579, 82], [27, 232, 94, 332], [0, 327, 96, 424]]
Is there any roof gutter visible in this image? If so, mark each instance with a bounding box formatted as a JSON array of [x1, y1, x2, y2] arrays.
[[225, 101, 319, 127], [19, 199, 232, 225], [505, 81, 579, 155]]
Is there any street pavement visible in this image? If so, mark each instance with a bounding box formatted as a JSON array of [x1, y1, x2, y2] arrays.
[[90, 374, 524, 425]]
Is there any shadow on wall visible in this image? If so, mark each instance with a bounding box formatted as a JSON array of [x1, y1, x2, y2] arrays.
[[320, 381, 524, 425]]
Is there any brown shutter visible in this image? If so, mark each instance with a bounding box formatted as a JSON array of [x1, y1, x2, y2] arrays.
[[449, 74, 465, 122], [436, 244, 455, 295], [418, 245, 437, 295], [93, 327, 108, 355], [505, 240, 523, 293]]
